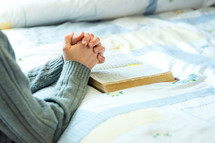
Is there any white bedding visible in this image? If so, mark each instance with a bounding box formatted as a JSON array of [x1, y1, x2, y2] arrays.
[[2, 6, 215, 143], [0, 0, 214, 28]]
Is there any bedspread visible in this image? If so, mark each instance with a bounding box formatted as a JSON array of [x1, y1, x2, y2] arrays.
[[2, 6, 215, 143]]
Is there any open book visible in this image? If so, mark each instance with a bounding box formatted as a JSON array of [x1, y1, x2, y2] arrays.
[[89, 53, 175, 93]]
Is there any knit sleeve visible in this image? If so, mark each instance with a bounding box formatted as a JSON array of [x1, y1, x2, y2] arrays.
[[0, 30, 91, 143], [26, 56, 64, 93]]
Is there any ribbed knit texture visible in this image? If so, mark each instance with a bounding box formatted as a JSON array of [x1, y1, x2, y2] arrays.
[[27, 56, 64, 93], [0, 30, 91, 143]]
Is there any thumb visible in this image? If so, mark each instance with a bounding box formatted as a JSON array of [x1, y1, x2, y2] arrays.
[[63, 34, 73, 51], [64, 34, 73, 47]]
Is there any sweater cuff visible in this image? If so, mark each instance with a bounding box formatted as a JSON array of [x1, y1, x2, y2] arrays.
[[58, 61, 91, 86]]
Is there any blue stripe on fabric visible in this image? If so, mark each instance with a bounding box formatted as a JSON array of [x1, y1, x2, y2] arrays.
[[132, 45, 215, 70], [18, 1, 27, 27], [144, 0, 158, 15], [130, 46, 152, 56], [171, 12, 215, 25], [153, 45, 215, 70], [93, 0, 97, 18], [59, 21, 131, 37], [64, 88, 215, 143]]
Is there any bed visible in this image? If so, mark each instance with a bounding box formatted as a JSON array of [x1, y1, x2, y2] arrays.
[[1, 0, 215, 143]]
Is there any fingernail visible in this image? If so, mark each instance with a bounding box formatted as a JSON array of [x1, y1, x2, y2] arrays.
[[75, 33, 81, 37], [82, 41, 87, 45], [98, 55, 102, 59], [78, 33, 82, 36]]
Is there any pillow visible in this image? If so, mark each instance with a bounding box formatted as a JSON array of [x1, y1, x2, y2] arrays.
[[145, 0, 215, 15], [0, 0, 214, 29]]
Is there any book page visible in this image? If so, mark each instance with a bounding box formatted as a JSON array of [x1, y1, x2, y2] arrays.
[[92, 53, 142, 71], [90, 64, 168, 83]]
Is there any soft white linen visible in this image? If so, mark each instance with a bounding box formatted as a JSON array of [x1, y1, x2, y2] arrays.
[[3, 6, 215, 143], [0, 0, 214, 28]]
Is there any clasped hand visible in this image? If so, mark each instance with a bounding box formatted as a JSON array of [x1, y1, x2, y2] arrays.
[[62, 32, 105, 69]]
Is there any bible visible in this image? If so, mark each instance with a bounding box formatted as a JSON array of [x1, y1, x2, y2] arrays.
[[89, 53, 175, 93]]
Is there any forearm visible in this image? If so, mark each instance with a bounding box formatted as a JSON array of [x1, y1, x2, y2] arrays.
[[45, 61, 91, 139], [26, 56, 64, 93], [0, 60, 90, 143], [0, 29, 91, 143]]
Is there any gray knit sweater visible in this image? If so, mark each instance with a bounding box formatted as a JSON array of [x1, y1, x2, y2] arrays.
[[0, 30, 91, 143]]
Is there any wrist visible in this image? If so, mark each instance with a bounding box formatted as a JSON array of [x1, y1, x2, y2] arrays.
[[60, 60, 91, 84]]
